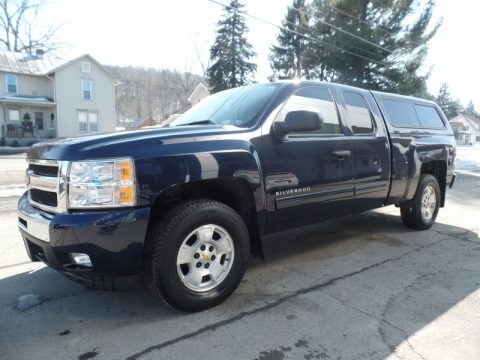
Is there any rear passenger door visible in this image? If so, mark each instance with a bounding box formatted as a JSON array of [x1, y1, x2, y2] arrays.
[[339, 90, 391, 212]]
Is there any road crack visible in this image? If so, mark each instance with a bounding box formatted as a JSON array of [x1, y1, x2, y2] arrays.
[[125, 238, 449, 360]]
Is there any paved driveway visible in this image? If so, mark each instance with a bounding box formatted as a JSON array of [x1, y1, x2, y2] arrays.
[[0, 153, 479, 360]]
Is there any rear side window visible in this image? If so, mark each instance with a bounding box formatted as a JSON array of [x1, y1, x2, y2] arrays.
[[343, 92, 374, 134], [382, 99, 421, 127], [414, 105, 444, 128], [282, 86, 342, 136]]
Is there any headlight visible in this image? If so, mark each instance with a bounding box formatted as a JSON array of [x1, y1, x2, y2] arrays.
[[68, 158, 136, 209]]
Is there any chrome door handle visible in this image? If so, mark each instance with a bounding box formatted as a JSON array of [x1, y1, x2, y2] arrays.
[[331, 150, 352, 160]]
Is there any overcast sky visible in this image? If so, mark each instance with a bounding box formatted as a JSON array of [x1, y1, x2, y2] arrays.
[[43, 0, 478, 109]]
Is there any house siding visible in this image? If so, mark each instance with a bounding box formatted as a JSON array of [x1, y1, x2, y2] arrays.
[[0, 72, 53, 98], [55, 58, 116, 137]]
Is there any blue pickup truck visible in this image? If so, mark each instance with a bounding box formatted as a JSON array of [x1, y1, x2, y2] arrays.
[[18, 81, 456, 311]]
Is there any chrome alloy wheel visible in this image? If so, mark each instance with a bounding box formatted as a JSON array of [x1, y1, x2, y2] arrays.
[[176, 224, 235, 292], [421, 185, 437, 221]]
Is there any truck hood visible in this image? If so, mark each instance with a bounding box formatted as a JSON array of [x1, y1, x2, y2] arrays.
[[27, 125, 244, 160]]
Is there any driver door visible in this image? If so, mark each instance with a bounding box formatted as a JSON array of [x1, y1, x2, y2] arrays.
[[261, 86, 355, 232]]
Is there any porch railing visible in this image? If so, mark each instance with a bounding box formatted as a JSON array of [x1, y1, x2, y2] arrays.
[[2, 123, 38, 138]]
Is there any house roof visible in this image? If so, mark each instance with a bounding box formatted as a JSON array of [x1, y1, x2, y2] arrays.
[[450, 114, 480, 133], [121, 117, 158, 129], [0, 51, 61, 75], [0, 95, 55, 106], [0, 51, 119, 83], [46, 54, 119, 82], [464, 114, 480, 127], [187, 82, 209, 103]]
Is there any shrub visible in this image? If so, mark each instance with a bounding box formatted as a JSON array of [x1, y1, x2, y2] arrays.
[[27, 141, 37, 147], [11, 140, 20, 147], [0, 137, 5, 146]]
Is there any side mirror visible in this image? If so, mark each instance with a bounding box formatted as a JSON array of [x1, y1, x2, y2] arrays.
[[273, 110, 324, 138]]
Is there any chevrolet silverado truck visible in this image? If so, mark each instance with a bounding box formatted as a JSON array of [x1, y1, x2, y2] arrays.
[[18, 81, 456, 311]]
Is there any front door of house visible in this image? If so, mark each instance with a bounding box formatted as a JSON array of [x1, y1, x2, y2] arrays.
[[35, 112, 44, 137]]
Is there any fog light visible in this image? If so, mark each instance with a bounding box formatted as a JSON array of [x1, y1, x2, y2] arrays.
[[70, 253, 92, 267]]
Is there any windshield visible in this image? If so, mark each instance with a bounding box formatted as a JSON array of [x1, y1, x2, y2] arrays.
[[171, 83, 282, 128]]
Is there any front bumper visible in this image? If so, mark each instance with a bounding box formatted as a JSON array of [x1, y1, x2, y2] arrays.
[[18, 193, 150, 290]]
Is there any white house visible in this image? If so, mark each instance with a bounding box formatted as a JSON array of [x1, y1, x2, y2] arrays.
[[187, 82, 210, 107], [0, 50, 118, 145], [161, 82, 210, 127], [449, 114, 480, 145]]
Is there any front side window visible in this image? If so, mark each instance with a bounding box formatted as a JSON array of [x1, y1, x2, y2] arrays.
[[78, 111, 98, 132], [6, 74, 17, 93], [343, 92, 374, 135], [8, 109, 20, 121], [82, 80, 92, 100], [281, 86, 342, 136]]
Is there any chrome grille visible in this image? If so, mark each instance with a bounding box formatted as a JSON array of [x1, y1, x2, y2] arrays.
[[26, 159, 68, 213]]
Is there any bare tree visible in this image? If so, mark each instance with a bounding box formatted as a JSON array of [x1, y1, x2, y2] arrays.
[[107, 65, 204, 124], [0, 0, 62, 54]]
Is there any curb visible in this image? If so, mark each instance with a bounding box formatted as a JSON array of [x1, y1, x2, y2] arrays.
[[0, 147, 29, 155]]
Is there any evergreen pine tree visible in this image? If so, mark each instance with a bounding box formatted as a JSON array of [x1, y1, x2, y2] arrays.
[[270, 0, 440, 96], [207, 0, 257, 93], [315, 0, 440, 96], [435, 83, 461, 119], [465, 101, 478, 117], [269, 0, 312, 79]]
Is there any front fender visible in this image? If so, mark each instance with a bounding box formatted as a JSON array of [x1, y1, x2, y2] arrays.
[[134, 138, 265, 218]]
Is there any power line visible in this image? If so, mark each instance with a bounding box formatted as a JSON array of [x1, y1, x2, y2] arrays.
[[282, 8, 386, 61], [324, 3, 396, 36], [322, 3, 425, 48], [206, 0, 388, 67], [287, 5, 392, 54]]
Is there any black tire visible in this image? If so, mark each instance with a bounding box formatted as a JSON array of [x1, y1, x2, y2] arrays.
[[400, 174, 441, 230], [144, 199, 250, 312]]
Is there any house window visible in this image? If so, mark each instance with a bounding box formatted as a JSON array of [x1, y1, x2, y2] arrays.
[[35, 112, 44, 130], [82, 80, 92, 100], [6, 74, 17, 93], [82, 62, 91, 73], [8, 109, 20, 122], [78, 111, 98, 132], [89, 112, 98, 132]]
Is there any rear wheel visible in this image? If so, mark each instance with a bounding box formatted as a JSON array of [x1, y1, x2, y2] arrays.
[[400, 174, 441, 230], [144, 200, 250, 312]]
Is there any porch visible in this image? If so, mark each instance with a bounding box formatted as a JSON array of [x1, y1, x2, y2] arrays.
[[2, 123, 56, 139], [0, 97, 57, 145]]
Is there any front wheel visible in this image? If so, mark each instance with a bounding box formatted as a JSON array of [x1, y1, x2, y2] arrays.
[[400, 174, 441, 230], [144, 200, 250, 312]]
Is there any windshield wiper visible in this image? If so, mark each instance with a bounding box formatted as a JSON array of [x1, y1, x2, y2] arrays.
[[176, 119, 217, 126]]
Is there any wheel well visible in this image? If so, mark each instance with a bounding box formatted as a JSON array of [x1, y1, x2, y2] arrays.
[[421, 161, 447, 207], [148, 178, 263, 258]]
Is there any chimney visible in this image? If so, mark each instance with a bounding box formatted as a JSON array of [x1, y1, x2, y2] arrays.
[[35, 49, 44, 59]]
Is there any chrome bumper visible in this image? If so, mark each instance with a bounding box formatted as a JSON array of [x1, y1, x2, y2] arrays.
[[17, 193, 51, 242]]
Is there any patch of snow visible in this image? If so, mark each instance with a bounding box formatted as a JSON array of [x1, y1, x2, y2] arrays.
[[0, 185, 26, 197], [15, 294, 42, 310], [455, 144, 480, 172]]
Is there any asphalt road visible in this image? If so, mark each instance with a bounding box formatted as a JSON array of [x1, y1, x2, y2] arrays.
[[0, 153, 479, 360]]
